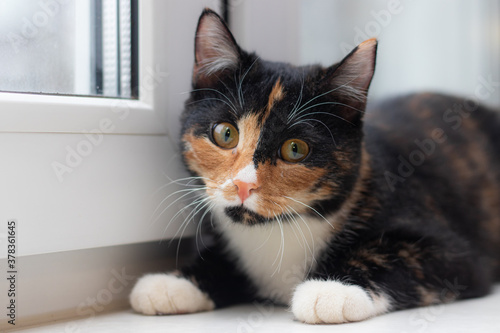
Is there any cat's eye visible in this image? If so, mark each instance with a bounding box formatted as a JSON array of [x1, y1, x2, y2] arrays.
[[280, 139, 310, 163], [212, 122, 239, 149]]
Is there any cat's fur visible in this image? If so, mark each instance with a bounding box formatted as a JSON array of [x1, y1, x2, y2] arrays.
[[130, 9, 500, 324]]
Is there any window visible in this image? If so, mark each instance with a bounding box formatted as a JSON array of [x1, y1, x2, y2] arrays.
[[0, 0, 138, 98]]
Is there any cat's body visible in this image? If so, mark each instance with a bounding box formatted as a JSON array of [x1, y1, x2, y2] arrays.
[[130, 10, 500, 324]]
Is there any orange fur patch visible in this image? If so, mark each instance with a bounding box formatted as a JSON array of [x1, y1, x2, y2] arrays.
[[254, 161, 331, 217], [233, 114, 261, 173], [262, 78, 285, 123]]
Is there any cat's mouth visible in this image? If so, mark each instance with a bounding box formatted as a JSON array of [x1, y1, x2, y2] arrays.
[[224, 205, 275, 225]]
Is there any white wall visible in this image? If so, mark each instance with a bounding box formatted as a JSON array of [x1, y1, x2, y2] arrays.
[[0, 133, 188, 255], [230, 0, 500, 108], [299, 0, 500, 107], [230, 0, 301, 65]]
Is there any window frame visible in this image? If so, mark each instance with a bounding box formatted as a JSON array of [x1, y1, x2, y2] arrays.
[[0, 1, 165, 135]]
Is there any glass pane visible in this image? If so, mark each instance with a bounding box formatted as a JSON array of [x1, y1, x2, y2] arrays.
[[0, 0, 137, 98]]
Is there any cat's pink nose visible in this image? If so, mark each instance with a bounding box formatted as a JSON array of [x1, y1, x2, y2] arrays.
[[233, 180, 260, 203]]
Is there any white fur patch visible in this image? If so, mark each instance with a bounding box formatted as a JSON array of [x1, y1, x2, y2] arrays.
[[215, 163, 260, 208], [233, 163, 258, 184], [215, 210, 334, 305], [291, 280, 391, 324], [129, 274, 214, 315]]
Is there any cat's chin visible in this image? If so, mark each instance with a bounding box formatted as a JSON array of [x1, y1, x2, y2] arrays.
[[224, 206, 274, 226]]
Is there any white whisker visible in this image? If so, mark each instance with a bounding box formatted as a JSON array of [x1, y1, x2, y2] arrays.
[[271, 201, 304, 250], [160, 175, 211, 189], [251, 209, 275, 252], [164, 197, 210, 241], [149, 187, 208, 227], [271, 214, 286, 277], [237, 57, 259, 108], [286, 205, 318, 276], [282, 206, 310, 273], [167, 197, 213, 266], [195, 202, 216, 259], [288, 87, 340, 122], [295, 103, 362, 123], [287, 74, 366, 124], [287, 74, 305, 122], [187, 97, 238, 117], [284, 196, 335, 230], [290, 118, 337, 147], [188, 87, 238, 112]]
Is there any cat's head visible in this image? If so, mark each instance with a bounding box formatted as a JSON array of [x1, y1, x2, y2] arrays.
[[180, 9, 376, 225]]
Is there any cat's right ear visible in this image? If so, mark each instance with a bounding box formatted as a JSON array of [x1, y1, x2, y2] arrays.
[[193, 8, 241, 87]]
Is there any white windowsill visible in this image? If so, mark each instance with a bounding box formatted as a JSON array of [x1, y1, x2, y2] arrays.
[[0, 92, 165, 134], [11, 284, 500, 333]]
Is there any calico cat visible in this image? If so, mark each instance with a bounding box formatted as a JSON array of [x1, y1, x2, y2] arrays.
[[129, 9, 500, 324]]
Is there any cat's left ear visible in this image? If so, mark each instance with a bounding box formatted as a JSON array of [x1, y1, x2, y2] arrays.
[[193, 8, 241, 87], [326, 38, 377, 123]]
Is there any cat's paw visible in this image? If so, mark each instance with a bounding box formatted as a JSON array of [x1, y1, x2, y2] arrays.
[[291, 280, 389, 324], [129, 273, 215, 315]]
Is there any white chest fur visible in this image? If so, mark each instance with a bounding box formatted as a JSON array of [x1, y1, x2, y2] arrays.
[[215, 211, 334, 305]]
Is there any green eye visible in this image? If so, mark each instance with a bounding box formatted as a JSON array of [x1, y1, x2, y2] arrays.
[[212, 122, 239, 149], [280, 139, 309, 163]]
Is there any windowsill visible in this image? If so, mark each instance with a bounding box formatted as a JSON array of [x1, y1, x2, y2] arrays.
[[11, 284, 500, 332], [0, 92, 165, 135]]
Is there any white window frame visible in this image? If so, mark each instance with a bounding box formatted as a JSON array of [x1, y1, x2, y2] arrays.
[[0, 1, 164, 135]]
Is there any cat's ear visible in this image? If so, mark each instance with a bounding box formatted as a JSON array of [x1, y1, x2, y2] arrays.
[[193, 8, 241, 87], [326, 38, 377, 123]]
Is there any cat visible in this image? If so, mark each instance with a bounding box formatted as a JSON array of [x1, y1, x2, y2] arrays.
[[129, 8, 500, 324]]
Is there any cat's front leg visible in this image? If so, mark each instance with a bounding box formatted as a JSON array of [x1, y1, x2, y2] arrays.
[[291, 229, 490, 324], [291, 279, 389, 324], [130, 241, 255, 315], [129, 272, 215, 315]]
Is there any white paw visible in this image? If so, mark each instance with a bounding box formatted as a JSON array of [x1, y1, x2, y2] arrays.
[[129, 273, 215, 315], [291, 280, 389, 324]]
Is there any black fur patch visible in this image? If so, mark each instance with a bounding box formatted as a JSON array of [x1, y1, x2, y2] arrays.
[[225, 206, 269, 225]]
